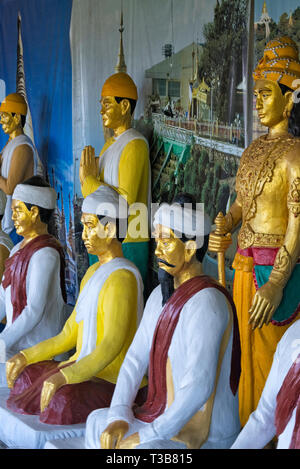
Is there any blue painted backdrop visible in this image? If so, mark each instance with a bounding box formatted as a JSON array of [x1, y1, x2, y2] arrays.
[[0, 0, 77, 304]]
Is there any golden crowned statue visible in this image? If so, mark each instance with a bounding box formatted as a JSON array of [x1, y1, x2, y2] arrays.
[[209, 36, 300, 426]]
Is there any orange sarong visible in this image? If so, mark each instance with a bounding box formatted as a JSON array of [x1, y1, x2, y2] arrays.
[[232, 252, 298, 427]]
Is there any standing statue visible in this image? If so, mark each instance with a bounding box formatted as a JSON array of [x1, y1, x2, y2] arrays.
[[0, 176, 66, 365], [79, 11, 150, 285], [231, 318, 300, 449], [85, 193, 241, 450], [79, 72, 150, 284], [0, 93, 43, 243], [5, 185, 147, 426], [209, 37, 300, 427]]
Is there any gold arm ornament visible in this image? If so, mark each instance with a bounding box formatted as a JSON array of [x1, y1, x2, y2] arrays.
[[215, 212, 228, 287], [287, 177, 300, 218], [269, 245, 292, 288]]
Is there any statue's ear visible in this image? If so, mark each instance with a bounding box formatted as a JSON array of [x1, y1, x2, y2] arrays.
[[13, 113, 21, 127], [184, 239, 197, 263], [120, 98, 131, 116], [284, 90, 294, 116], [30, 205, 40, 223], [105, 220, 117, 243]]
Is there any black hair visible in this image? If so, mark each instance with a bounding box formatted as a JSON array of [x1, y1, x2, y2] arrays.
[[114, 96, 137, 115], [21, 176, 54, 225], [11, 112, 26, 129], [279, 83, 300, 137], [97, 215, 125, 244], [172, 192, 209, 263]]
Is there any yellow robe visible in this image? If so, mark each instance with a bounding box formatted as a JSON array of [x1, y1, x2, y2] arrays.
[[82, 137, 149, 244], [232, 252, 297, 427], [22, 261, 147, 387]]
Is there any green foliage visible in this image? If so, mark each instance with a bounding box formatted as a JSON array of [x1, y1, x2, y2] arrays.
[[216, 183, 230, 215], [183, 148, 210, 203], [198, 0, 248, 123]]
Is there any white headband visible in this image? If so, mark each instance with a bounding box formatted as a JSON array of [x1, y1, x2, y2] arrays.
[[12, 184, 57, 209], [153, 203, 211, 238], [82, 185, 128, 219]]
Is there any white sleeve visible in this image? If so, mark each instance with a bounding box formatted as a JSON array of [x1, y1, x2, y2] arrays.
[[0, 248, 60, 350], [0, 285, 6, 322], [231, 347, 280, 448], [138, 289, 229, 444], [106, 294, 157, 425]]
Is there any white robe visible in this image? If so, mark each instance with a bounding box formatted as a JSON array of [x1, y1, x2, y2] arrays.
[[85, 285, 240, 449], [231, 319, 300, 449], [0, 134, 43, 234], [98, 128, 151, 216], [0, 241, 66, 359]]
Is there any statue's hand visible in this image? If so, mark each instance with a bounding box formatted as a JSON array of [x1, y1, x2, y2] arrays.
[[117, 432, 140, 450], [208, 231, 232, 254], [249, 281, 283, 329], [79, 145, 97, 185], [40, 371, 66, 413], [6, 352, 27, 389], [100, 420, 129, 449]]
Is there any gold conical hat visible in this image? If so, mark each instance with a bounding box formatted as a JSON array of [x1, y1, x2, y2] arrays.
[[101, 72, 138, 101], [0, 93, 27, 116], [253, 36, 300, 90]]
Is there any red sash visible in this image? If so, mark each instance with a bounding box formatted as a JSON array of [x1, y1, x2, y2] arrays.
[[275, 355, 300, 449], [134, 275, 241, 423], [2, 234, 66, 322]]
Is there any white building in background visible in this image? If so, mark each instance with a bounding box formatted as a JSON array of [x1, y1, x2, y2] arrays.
[[145, 42, 203, 114]]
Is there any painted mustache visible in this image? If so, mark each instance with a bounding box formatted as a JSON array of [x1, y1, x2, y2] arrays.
[[157, 258, 176, 268]]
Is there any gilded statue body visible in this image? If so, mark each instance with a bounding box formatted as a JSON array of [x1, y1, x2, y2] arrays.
[[0, 175, 66, 385], [5, 185, 146, 425], [209, 37, 300, 426], [79, 72, 150, 285], [0, 93, 43, 243], [85, 194, 241, 450]]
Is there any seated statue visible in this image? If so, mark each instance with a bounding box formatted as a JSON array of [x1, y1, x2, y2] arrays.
[[85, 193, 241, 450], [0, 191, 14, 334], [0, 176, 66, 362], [231, 318, 300, 449], [0, 190, 13, 281], [5, 185, 147, 425], [79, 71, 150, 284], [0, 93, 43, 243]]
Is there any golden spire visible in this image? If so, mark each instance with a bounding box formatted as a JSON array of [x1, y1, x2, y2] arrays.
[[115, 8, 127, 73], [262, 1, 267, 15], [289, 11, 293, 27]]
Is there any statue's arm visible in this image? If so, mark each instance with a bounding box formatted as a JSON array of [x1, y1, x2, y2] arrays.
[[268, 149, 300, 289], [0, 248, 75, 352], [0, 284, 6, 322], [0, 244, 10, 281], [118, 140, 149, 206], [22, 309, 78, 365], [0, 145, 33, 195], [60, 270, 140, 385], [249, 147, 300, 329], [138, 290, 228, 444]]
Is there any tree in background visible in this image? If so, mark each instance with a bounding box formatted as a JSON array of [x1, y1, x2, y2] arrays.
[[216, 183, 230, 216], [198, 0, 248, 124]]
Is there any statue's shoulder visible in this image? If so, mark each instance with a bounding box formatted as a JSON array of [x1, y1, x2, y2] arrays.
[[239, 135, 267, 159], [282, 136, 300, 168]]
